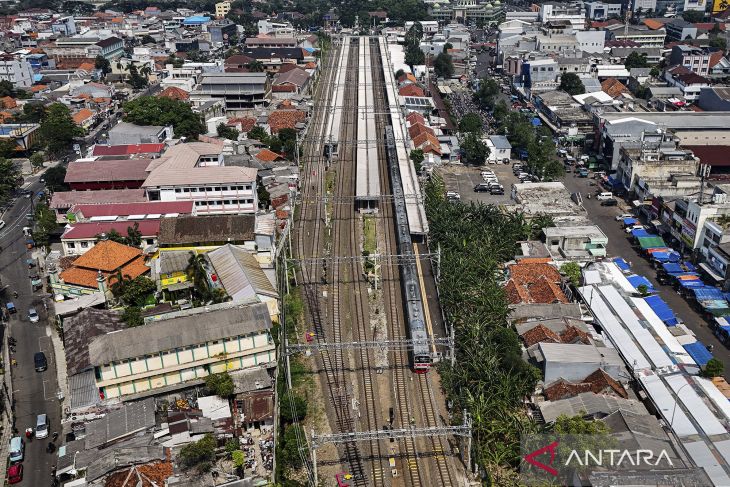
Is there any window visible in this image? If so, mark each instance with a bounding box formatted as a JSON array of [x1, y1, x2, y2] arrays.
[[146, 239, 154, 245], [175, 188, 181, 193], [183, 188, 191, 193], [67, 242, 76, 248], [205, 187, 213, 192], [81, 242, 89, 248]]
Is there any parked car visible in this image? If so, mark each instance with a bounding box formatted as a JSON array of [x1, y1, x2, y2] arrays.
[[446, 191, 461, 201], [596, 192, 614, 201], [615, 213, 634, 221], [6, 302, 15, 314], [601, 199, 618, 207], [8, 436, 23, 463], [27, 308, 39, 323], [7, 463, 22, 484], [625, 225, 644, 234], [577, 168, 589, 177], [34, 352, 47, 372], [35, 414, 49, 439], [474, 183, 491, 192], [490, 185, 505, 195]]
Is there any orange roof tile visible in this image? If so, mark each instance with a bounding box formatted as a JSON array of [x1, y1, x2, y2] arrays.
[[72, 108, 94, 125], [0, 96, 16, 109], [254, 148, 282, 162], [399, 84, 425, 97], [406, 112, 425, 125], [158, 86, 189, 100], [268, 109, 305, 133], [505, 261, 568, 304], [643, 19, 664, 30], [522, 324, 561, 347], [0, 111, 12, 123], [78, 62, 95, 72], [70, 240, 143, 272], [412, 132, 442, 155], [601, 78, 629, 98], [408, 122, 434, 139], [30, 84, 48, 92], [304, 61, 317, 69], [709, 50, 725, 68]]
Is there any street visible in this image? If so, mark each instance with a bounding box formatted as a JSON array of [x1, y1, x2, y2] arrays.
[[0, 175, 60, 486], [562, 172, 730, 380]]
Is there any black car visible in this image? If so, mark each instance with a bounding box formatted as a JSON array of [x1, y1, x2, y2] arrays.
[[490, 187, 504, 195], [34, 352, 47, 372], [601, 199, 618, 207], [474, 184, 491, 192]]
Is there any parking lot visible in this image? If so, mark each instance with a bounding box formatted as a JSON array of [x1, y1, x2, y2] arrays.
[[437, 161, 518, 205]]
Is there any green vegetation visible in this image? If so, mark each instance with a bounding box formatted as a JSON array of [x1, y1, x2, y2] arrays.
[[121, 306, 144, 327], [13, 102, 46, 124], [110, 275, 156, 307], [32, 203, 59, 250], [123, 96, 204, 139], [179, 433, 216, 472], [433, 52, 455, 78], [461, 133, 489, 166], [0, 158, 20, 205], [29, 152, 45, 171], [39, 103, 83, 157], [204, 372, 235, 397], [474, 78, 500, 110], [426, 176, 551, 484], [458, 112, 483, 135], [704, 358, 724, 378], [363, 216, 377, 255], [404, 22, 426, 67], [126, 63, 149, 89], [410, 149, 424, 173], [186, 252, 228, 305], [624, 51, 649, 70], [280, 391, 308, 422], [43, 166, 69, 193], [99, 223, 143, 247], [552, 414, 609, 434], [217, 123, 240, 141], [496, 111, 563, 181], [559, 72, 585, 95], [682, 9, 704, 22], [560, 262, 581, 287], [258, 184, 271, 209]]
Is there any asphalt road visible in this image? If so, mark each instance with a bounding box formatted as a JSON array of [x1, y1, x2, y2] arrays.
[[0, 175, 60, 486], [562, 173, 730, 380]]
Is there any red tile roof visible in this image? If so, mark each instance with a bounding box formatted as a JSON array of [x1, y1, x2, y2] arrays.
[[399, 84, 425, 97], [268, 109, 306, 133], [411, 132, 442, 155], [231, 117, 257, 132], [505, 261, 568, 304], [92, 144, 165, 157], [50, 189, 148, 210], [544, 369, 628, 401], [601, 78, 629, 98], [408, 122, 435, 139], [254, 148, 283, 162], [62, 219, 160, 240], [65, 159, 151, 183], [0, 96, 16, 109], [60, 240, 150, 288], [72, 108, 95, 125], [522, 324, 561, 347], [643, 19, 666, 30], [158, 86, 189, 100], [406, 112, 425, 125], [709, 50, 726, 68]]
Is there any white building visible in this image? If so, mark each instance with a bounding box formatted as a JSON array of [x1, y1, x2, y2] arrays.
[[0, 57, 34, 88], [160, 61, 224, 92], [257, 19, 294, 37], [539, 3, 586, 30], [142, 142, 258, 215]]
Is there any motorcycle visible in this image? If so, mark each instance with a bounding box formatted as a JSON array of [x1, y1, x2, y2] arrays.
[[46, 442, 55, 453]]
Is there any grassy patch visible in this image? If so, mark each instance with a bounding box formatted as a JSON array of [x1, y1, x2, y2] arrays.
[[325, 169, 336, 193], [363, 216, 377, 255]]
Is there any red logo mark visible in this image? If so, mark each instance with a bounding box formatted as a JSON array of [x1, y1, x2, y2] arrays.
[[523, 440, 560, 476]]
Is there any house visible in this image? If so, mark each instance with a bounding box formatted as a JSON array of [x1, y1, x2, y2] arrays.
[[54, 240, 150, 296], [90, 36, 125, 60], [196, 72, 270, 111], [158, 214, 257, 251], [91, 143, 166, 158], [486, 135, 511, 162], [108, 123, 173, 145], [158, 86, 190, 101], [68, 201, 194, 222], [0, 56, 34, 88], [50, 189, 148, 222], [70, 82, 113, 99], [64, 159, 151, 190], [271, 67, 310, 96], [61, 220, 160, 256], [670, 45, 714, 76], [267, 109, 306, 133], [142, 143, 258, 215], [532, 342, 625, 383], [600, 78, 629, 98], [505, 260, 570, 305], [543, 369, 629, 400], [71, 108, 96, 130], [89, 301, 275, 401], [538, 391, 648, 423], [543, 225, 608, 260], [664, 64, 711, 102]]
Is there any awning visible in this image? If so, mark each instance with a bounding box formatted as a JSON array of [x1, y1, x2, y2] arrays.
[[632, 228, 652, 238], [627, 274, 654, 292], [651, 251, 681, 263], [683, 341, 714, 366], [692, 286, 725, 301], [638, 236, 667, 249], [165, 281, 193, 291], [623, 217, 638, 226], [644, 295, 679, 326], [678, 277, 705, 288], [613, 257, 630, 272], [662, 262, 683, 274], [699, 262, 725, 283]]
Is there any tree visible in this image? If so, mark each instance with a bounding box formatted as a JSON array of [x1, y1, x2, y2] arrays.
[[179, 433, 216, 472], [0, 158, 20, 205], [166, 54, 184, 68], [553, 414, 609, 435], [204, 372, 234, 397], [127, 63, 148, 89], [405, 45, 425, 67], [279, 425, 304, 469], [247, 125, 268, 142], [637, 284, 650, 296], [410, 149, 424, 173], [560, 262, 581, 287], [559, 73, 585, 95], [0, 139, 17, 159], [682, 10, 704, 22], [475, 78, 500, 109], [433, 52, 455, 78], [111, 275, 155, 307], [461, 133, 490, 166], [394, 69, 405, 80], [125, 222, 142, 247], [187, 252, 213, 302], [650, 66, 660, 78], [141, 34, 156, 45], [39, 103, 83, 157], [94, 55, 111, 75], [43, 166, 69, 193], [258, 183, 271, 209], [121, 306, 144, 327], [0, 80, 15, 98], [13, 102, 46, 124], [493, 100, 509, 122], [29, 152, 44, 171], [278, 127, 298, 159], [710, 36, 728, 51], [405, 22, 423, 48], [458, 113, 483, 135], [280, 391, 307, 422], [217, 123, 240, 141], [246, 60, 265, 72], [442, 42, 453, 53], [703, 358, 724, 378], [33, 203, 58, 250], [624, 51, 649, 69], [123, 96, 204, 139]]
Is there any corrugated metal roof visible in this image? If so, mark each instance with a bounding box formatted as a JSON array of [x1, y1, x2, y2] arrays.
[[207, 244, 277, 301]]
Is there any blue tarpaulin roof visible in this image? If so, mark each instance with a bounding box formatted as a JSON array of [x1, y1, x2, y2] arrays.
[[623, 218, 638, 226], [644, 295, 679, 326], [684, 262, 697, 272], [662, 262, 683, 274], [652, 251, 681, 263], [531, 118, 541, 126], [678, 277, 705, 288], [632, 228, 652, 238], [683, 341, 714, 366], [607, 176, 622, 187], [627, 274, 654, 292], [692, 287, 725, 301], [613, 258, 630, 271]]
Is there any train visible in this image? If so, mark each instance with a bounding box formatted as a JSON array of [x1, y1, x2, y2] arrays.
[[384, 126, 431, 373]]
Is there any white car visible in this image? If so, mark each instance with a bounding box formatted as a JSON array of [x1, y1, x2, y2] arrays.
[[28, 308, 39, 323], [625, 225, 644, 234], [615, 213, 634, 221], [446, 191, 461, 200]]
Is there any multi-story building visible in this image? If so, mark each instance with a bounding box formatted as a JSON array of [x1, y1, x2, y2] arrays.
[[669, 45, 713, 76], [0, 56, 34, 88], [207, 19, 237, 46], [257, 19, 295, 36], [87, 37, 125, 60], [195, 72, 270, 111], [160, 61, 224, 92], [429, 0, 506, 24], [51, 16, 76, 36], [244, 37, 297, 48], [664, 65, 711, 101], [215, 0, 231, 18], [142, 142, 258, 215], [88, 301, 275, 401], [666, 19, 698, 41], [539, 2, 586, 30], [605, 24, 666, 48], [583, 1, 622, 20]]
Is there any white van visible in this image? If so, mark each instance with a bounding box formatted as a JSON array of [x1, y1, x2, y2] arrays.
[[596, 192, 613, 200]]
